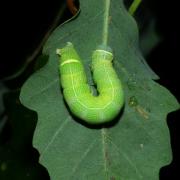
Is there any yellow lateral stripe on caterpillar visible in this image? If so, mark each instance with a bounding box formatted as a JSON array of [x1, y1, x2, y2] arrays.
[[95, 49, 113, 57], [60, 59, 80, 66]]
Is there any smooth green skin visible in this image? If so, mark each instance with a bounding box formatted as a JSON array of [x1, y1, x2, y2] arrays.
[[57, 42, 124, 124]]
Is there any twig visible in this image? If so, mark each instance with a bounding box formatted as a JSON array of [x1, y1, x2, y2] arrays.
[[128, 0, 142, 16]]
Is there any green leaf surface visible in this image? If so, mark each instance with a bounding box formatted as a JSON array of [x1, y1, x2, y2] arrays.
[[20, 0, 179, 179]]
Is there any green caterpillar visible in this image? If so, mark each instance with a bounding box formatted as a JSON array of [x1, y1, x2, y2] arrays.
[[56, 42, 124, 124]]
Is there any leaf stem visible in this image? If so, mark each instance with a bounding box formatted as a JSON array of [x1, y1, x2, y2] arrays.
[[102, 0, 111, 46], [128, 0, 142, 16]]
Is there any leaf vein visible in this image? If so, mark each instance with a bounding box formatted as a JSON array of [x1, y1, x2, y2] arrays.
[[40, 117, 70, 159]]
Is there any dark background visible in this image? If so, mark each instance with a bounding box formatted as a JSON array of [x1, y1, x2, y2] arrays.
[[0, 0, 179, 179]]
